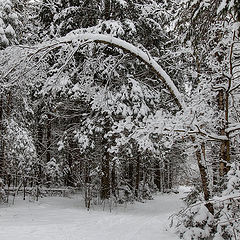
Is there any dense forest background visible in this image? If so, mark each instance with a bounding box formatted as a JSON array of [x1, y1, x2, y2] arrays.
[[0, 0, 240, 239]]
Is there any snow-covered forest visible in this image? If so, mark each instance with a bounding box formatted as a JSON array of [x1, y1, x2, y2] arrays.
[[0, 0, 240, 239]]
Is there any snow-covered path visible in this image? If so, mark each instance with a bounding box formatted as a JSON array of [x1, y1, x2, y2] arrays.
[[0, 193, 184, 240]]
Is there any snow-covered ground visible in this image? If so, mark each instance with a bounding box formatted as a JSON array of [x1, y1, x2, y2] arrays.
[[0, 190, 186, 240]]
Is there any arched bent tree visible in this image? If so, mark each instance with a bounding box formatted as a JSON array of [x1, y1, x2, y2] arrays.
[[2, 33, 185, 110], [59, 33, 186, 110], [47, 33, 212, 213], [1, 33, 186, 202]]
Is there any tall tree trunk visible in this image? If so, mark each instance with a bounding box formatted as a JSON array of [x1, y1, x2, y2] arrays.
[[192, 136, 214, 214], [111, 161, 116, 197], [211, 145, 220, 194], [197, 143, 214, 214], [168, 158, 173, 190], [0, 92, 12, 183], [218, 89, 230, 178], [128, 161, 134, 190], [46, 113, 52, 163], [65, 140, 75, 186], [0, 96, 4, 181], [154, 161, 161, 191], [36, 108, 44, 185], [100, 148, 110, 200], [135, 154, 140, 197], [164, 160, 169, 191]]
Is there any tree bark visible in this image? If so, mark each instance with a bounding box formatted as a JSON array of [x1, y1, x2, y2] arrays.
[[128, 161, 134, 190], [135, 155, 140, 197], [197, 143, 214, 214], [100, 148, 110, 200], [154, 161, 161, 191], [46, 113, 52, 163], [192, 136, 214, 214], [111, 161, 116, 197], [217, 89, 230, 179], [36, 107, 44, 185], [0, 96, 4, 181], [0, 92, 11, 183]]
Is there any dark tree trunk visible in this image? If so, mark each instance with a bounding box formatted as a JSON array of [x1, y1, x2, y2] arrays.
[[168, 159, 173, 190], [164, 161, 169, 190], [36, 106, 44, 185], [46, 113, 52, 163], [0, 96, 4, 181], [154, 162, 161, 191], [111, 161, 117, 197], [0, 92, 12, 183], [128, 161, 134, 190], [135, 155, 140, 197], [211, 147, 220, 194], [218, 89, 230, 178], [100, 147, 110, 200], [65, 151, 74, 186], [196, 143, 214, 215]]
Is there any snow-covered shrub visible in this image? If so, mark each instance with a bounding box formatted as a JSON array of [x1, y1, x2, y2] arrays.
[[117, 184, 134, 204], [183, 185, 204, 206], [172, 161, 240, 240], [214, 162, 240, 240], [138, 181, 154, 200], [173, 203, 215, 239], [45, 158, 63, 186], [5, 118, 37, 178]]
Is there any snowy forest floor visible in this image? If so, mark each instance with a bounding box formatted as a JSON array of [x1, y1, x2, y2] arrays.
[[0, 188, 188, 240]]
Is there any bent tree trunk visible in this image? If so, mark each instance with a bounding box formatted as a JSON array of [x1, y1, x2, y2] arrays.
[[20, 33, 185, 110]]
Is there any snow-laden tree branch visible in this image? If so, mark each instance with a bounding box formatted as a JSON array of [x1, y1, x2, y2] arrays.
[[1, 33, 185, 109], [56, 33, 186, 110]]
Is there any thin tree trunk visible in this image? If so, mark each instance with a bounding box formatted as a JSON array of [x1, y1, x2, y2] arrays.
[[211, 148, 220, 194], [46, 113, 52, 163], [164, 160, 169, 191], [111, 161, 116, 197], [154, 161, 161, 191], [36, 105, 44, 186], [196, 142, 214, 214], [100, 148, 110, 200], [0, 92, 11, 183], [0, 96, 4, 181], [66, 150, 74, 186], [168, 158, 173, 190], [128, 161, 134, 190], [191, 136, 214, 214], [218, 89, 230, 178], [135, 155, 140, 197]]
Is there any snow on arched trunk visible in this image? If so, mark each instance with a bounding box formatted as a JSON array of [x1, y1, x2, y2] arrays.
[[57, 33, 186, 109]]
